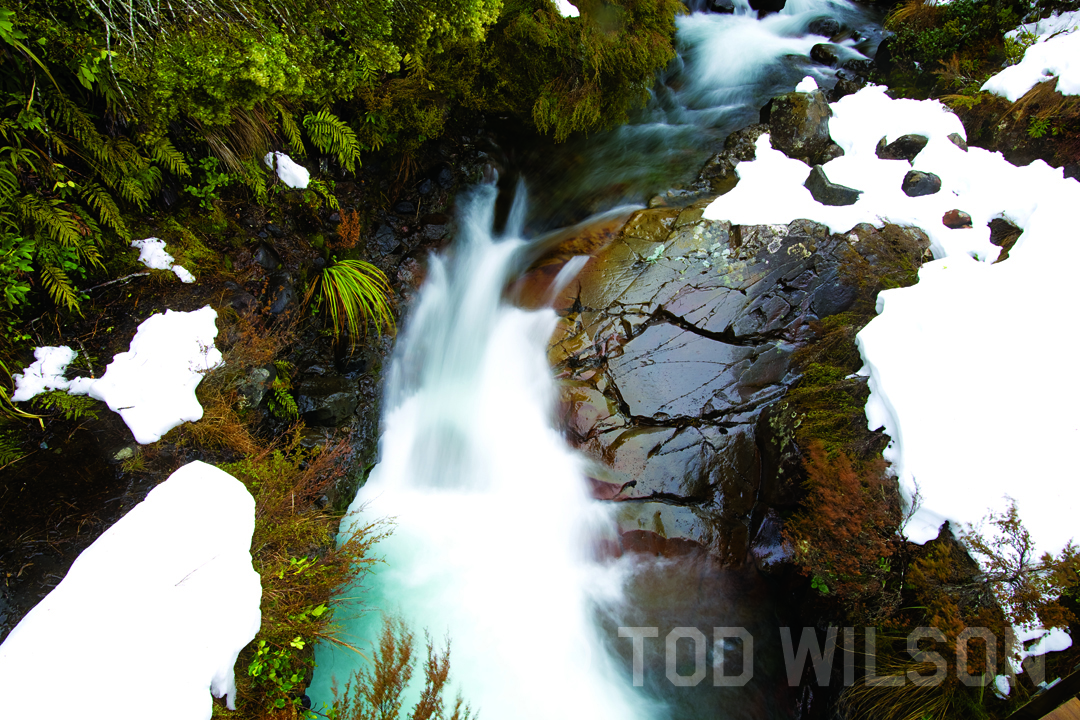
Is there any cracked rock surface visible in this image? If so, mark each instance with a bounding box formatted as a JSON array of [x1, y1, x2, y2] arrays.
[[524, 202, 860, 564]]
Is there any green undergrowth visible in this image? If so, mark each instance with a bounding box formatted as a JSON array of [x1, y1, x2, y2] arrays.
[[218, 433, 393, 718]]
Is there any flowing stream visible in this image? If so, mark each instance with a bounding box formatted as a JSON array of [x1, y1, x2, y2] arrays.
[[311, 2, 883, 717]]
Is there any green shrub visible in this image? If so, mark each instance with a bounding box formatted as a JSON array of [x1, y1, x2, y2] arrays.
[[306, 259, 396, 342]]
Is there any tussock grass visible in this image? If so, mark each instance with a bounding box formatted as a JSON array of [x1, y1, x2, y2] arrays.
[[305, 260, 396, 344]]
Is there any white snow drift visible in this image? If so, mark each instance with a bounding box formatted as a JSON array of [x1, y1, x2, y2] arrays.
[[11, 306, 223, 444], [704, 81, 1080, 665], [263, 151, 311, 189], [982, 11, 1080, 101], [0, 461, 262, 720]]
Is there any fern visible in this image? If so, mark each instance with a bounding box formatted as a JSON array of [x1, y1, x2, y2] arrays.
[[0, 430, 27, 467], [80, 181, 130, 239], [32, 390, 100, 421], [305, 178, 339, 210], [147, 136, 191, 177], [303, 110, 362, 173], [16, 194, 85, 247], [276, 103, 306, 158], [39, 262, 81, 311]]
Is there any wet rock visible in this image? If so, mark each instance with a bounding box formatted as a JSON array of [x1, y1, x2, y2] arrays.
[[422, 224, 448, 242], [819, 141, 845, 163], [1065, 164, 1080, 181], [296, 376, 359, 427], [804, 165, 861, 206], [393, 200, 417, 215], [840, 58, 874, 76], [699, 124, 769, 194], [253, 242, 282, 271], [810, 44, 838, 67], [224, 281, 258, 317], [266, 223, 285, 239], [740, 343, 795, 389], [828, 74, 865, 102], [808, 17, 841, 37], [327, 212, 341, 225], [437, 165, 455, 189], [942, 209, 973, 229], [810, 270, 856, 316], [755, 401, 805, 508], [238, 366, 275, 410], [707, 0, 735, 11], [372, 224, 399, 255], [948, 133, 969, 152], [267, 272, 295, 315], [765, 90, 833, 164], [876, 134, 929, 162], [748, 0, 785, 14], [901, 170, 942, 197], [418, 178, 434, 196]]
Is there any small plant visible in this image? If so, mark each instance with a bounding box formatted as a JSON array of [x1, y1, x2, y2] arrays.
[[1027, 115, 1057, 139], [183, 157, 232, 210], [247, 638, 311, 711], [267, 361, 299, 421], [305, 259, 395, 343]]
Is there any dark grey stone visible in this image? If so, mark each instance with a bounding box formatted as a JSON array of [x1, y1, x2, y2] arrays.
[[253, 241, 282, 269], [948, 133, 968, 152], [808, 17, 841, 37], [804, 165, 862, 206], [373, 224, 399, 255], [418, 178, 435, 196], [876, 134, 929, 162], [902, 170, 942, 197], [766, 90, 833, 163], [393, 200, 417, 215], [707, 0, 735, 12], [840, 58, 874, 76], [267, 272, 295, 315], [437, 165, 455, 189], [266, 223, 285, 238], [810, 44, 838, 67], [296, 376, 359, 426]]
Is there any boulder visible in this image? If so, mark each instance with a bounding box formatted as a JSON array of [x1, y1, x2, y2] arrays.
[[748, 0, 785, 13], [840, 58, 874, 76], [707, 0, 735, 11], [266, 272, 295, 315], [804, 165, 862, 206], [901, 170, 941, 197], [371, 224, 399, 255], [808, 17, 842, 37], [764, 90, 833, 164], [876, 134, 929, 162], [810, 44, 838, 67], [253, 242, 282, 271]]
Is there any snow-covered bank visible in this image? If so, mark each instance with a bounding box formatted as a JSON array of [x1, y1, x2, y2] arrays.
[[12, 306, 223, 444], [0, 461, 262, 720], [983, 10, 1080, 101], [704, 82, 1080, 659]]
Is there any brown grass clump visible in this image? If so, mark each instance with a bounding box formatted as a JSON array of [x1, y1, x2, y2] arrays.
[[783, 442, 903, 621], [887, 0, 943, 33], [332, 615, 474, 720]]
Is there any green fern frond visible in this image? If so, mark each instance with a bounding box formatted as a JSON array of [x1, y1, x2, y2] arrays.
[[32, 390, 100, 421], [276, 104, 305, 158], [303, 110, 362, 173], [80, 182, 130, 239], [147, 136, 191, 177], [39, 262, 81, 311], [236, 158, 269, 205], [0, 431, 27, 466], [306, 178, 339, 210], [16, 194, 84, 246], [266, 386, 299, 421]]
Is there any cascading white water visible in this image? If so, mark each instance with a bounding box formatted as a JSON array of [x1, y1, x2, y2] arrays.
[[309, 183, 649, 719], [312, 3, 887, 716]]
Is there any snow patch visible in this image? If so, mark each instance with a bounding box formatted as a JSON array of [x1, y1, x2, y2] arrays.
[[795, 75, 819, 92], [0, 460, 262, 720], [553, 0, 579, 17], [131, 237, 196, 283], [263, 151, 310, 189], [11, 307, 223, 444], [11, 345, 79, 401]]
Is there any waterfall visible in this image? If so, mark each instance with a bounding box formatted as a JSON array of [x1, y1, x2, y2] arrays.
[[309, 182, 649, 719], [311, 3, 885, 716]]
